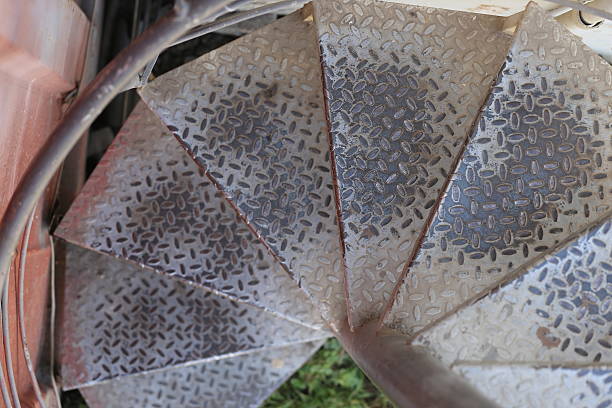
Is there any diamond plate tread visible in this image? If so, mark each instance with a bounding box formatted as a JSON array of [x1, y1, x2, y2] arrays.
[[55, 102, 327, 331], [454, 365, 612, 408], [383, 2, 612, 336], [139, 11, 347, 329], [59, 243, 329, 389], [313, 0, 510, 327], [415, 218, 612, 366], [80, 340, 324, 408]]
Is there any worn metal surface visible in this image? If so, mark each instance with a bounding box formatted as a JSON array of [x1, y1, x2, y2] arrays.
[[416, 218, 612, 365], [0, 1, 90, 405], [384, 2, 612, 336], [59, 243, 328, 389], [140, 10, 347, 329], [455, 365, 612, 408], [80, 340, 323, 408], [55, 103, 327, 330], [314, 0, 510, 328]]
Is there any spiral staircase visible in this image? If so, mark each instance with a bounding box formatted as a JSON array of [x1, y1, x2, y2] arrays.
[[54, 1, 611, 407]]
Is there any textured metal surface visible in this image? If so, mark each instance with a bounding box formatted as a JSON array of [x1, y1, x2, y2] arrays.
[[314, 0, 510, 327], [55, 103, 326, 330], [59, 243, 328, 389], [416, 218, 612, 365], [140, 11, 347, 329], [455, 365, 612, 408], [384, 2, 612, 336], [80, 340, 323, 408]]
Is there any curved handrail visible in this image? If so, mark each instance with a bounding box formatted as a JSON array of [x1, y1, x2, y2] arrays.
[[0, 0, 241, 303]]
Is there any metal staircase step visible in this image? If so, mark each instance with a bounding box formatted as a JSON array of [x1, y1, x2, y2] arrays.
[[58, 243, 329, 389], [313, 0, 511, 328], [139, 9, 347, 329], [415, 218, 611, 366], [52, 2, 611, 405], [454, 365, 611, 408], [79, 340, 324, 408], [55, 102, 327, 331], [383, 2, 612, 336]]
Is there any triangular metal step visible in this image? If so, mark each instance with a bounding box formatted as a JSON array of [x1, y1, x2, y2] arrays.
[[58, 243, 329, 389], [79, 340, 324, 408], [139, 9, 347, 329], [415, 218, 611, 366], [52, 1, 611, 405], [454, 365, 612, 408], [55, 102, 326, 331], [313, 0, 511, 327], [383, 2, 612, 336]]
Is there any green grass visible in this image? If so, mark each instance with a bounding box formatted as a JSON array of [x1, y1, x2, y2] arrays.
[[62, 338, 392, 407], [263, 338, 393, 408], [61, 389, 88, 408]]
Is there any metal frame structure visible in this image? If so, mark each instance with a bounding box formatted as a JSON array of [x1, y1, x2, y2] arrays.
[[0, 0, 610, 407]]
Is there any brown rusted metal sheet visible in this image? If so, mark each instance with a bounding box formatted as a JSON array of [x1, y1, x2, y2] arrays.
[[0, 0, 89, 405], [314, 0, 510, 328], [383, 2, 612, 336], [139, 10, 348, 330]]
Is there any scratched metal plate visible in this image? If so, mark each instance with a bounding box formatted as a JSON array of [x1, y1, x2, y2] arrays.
[[384, 3, 612, 336], [80, 340, 323, 408], [140, 11, 347, 329], [313, 0, 510, 327], [59, 244, 329, 389], [455, 365, 612, 408], [55, 103, 326, 330], [415, 218, 612, 365]]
